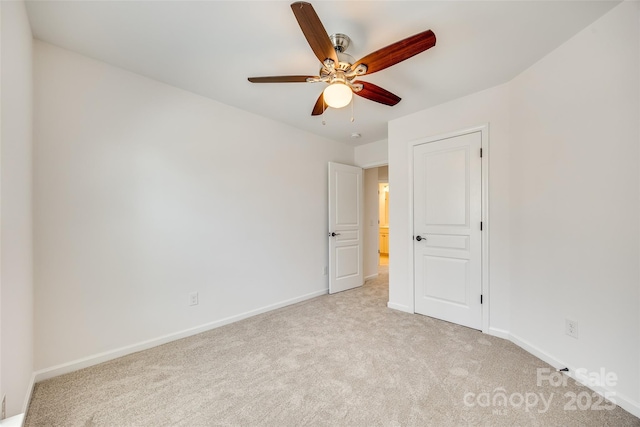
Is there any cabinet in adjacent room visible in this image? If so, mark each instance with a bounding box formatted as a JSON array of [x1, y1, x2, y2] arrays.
[[379, 227, 389, 255]]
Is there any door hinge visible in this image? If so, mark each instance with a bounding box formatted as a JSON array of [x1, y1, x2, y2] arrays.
[[480, 221, 483, 231], [480, 148, 483, 158], [480, 294, 483, 304]]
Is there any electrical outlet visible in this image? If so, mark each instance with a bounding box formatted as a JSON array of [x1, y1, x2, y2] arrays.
[[2, 394, 6, 420], [189, 292, 199, 306], [566, 318, 579, 339], [323, 266, 328, 276]]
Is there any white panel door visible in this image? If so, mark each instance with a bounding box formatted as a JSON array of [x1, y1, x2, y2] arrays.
[[328, 162, 363, 294], [413, 131, 482, 329]]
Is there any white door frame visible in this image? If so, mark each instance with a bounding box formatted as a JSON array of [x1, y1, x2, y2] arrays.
[[407, 124, 490, 333]]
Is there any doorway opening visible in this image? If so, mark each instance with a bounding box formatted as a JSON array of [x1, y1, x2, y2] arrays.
[[378, 182, 389, 267], [363, 165, 388, 280]]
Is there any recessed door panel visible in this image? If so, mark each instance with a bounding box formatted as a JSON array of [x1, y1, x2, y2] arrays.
[[336, 246, 360, 279], [423, 234, 469, 251], [335, 230, 359, 242], [422, 256, 469, 306], [336, 171, 359, 226], [423, 148, 469, 226]]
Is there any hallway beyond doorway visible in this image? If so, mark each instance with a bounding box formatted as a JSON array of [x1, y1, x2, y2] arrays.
[[379, 254, 388, 266]]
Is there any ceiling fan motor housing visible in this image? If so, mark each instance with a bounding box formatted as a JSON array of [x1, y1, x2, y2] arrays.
[[329, 34, 355, 71], [330, 33, 351, 53]]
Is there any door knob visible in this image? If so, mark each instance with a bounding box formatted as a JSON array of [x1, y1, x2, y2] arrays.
[[330, 232, 341, 237], [415, 235, 425, 241]]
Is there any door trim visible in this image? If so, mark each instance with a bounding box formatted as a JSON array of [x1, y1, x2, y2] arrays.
[[407, 124, 490, 333]]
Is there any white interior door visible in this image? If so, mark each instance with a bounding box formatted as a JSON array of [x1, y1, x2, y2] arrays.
[[413, 131, 482, 329], [328, 162, 363, 294]]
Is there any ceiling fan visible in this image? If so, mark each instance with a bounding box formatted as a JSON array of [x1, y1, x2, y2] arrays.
[[248, 1, 437, 116]]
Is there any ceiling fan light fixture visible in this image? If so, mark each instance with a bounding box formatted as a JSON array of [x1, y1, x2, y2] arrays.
[[249, 3, 436, 116], [323, 82, 352, 109]]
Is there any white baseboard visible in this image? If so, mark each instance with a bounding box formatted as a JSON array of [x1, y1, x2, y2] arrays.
[[364, 273, 378, 281], [509, 333, 570, 370], [20, 372, 36, 422], [509, 333, 640, 419], [0, 413, 24, 427], [487, 326, 509, 340], [33, 288, 328, 383], [387, 301, 413, 313]]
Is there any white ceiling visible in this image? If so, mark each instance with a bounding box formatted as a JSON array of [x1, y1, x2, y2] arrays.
[[25, 0, 619, 146]]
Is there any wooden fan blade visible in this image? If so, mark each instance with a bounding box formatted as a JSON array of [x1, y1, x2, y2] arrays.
[[354, 82, 401, 106], [291, 2, 338, 65], [311, 92, 326, 116], [352, 30, 436, 75], [248, 76, 316, 83]]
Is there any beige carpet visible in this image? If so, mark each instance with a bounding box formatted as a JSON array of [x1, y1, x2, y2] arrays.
[[26, 270, 639, 426]]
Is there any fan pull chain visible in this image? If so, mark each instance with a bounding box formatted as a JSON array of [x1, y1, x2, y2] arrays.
[[322, 101, 326, 126], [350, 98, 355, 123]]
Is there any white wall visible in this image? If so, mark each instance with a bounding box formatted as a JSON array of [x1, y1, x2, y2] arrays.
[[509, 0, 639, 409], [388, 83, 512, 334], [1, 0, 34, 417], [33, 41, 353, 373], [388, 0, 639, 414], [354, 139, 388, 168]]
